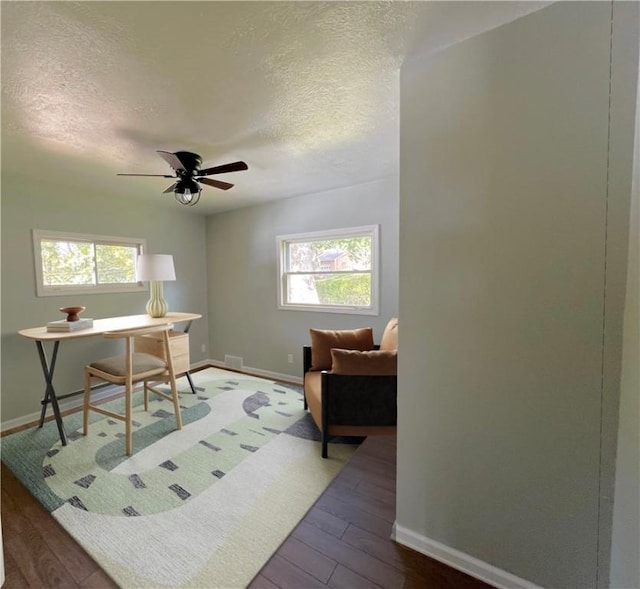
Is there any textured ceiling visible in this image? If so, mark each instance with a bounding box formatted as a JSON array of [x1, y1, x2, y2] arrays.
[[1, 1, 547, 214]]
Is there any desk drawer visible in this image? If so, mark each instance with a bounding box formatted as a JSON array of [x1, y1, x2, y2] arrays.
[[134, 330, 190, 375]]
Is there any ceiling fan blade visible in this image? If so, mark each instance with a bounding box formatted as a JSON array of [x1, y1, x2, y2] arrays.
[[163, 182, 179, 193], [117, 173, 176, 177], [198, 177, 234, 191], [198, 161, 248, 176], [157, 150, 187, 172]]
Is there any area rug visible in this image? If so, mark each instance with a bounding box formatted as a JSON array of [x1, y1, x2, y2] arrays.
[[1, 367, 358, 588]]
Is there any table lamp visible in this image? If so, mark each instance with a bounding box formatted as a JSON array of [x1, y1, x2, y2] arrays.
[[136, 254, 176, 317]]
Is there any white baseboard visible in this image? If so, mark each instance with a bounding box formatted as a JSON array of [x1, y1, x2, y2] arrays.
[[1, 362, 301, 435], [207, 359, 303, 386], [189, 359, 212, 371], [392, 523, 541, 589], [1, 384, 121, 434]]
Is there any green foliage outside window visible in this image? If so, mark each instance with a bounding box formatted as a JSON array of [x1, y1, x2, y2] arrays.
[[41, 240, 94, 285], [96, 245, 137, 284], [315, 274, 371, 306], [40, 240, 137, 286], [288, 236, 371, 272]]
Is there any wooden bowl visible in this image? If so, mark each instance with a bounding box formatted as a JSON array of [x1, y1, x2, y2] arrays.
[[59, 306, 86, 322]]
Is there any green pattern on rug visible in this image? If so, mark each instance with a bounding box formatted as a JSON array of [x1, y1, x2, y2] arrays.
[[1, 368, 358, 588]]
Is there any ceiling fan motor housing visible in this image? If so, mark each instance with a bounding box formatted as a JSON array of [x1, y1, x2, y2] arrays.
[[173, 151, 202, 173]]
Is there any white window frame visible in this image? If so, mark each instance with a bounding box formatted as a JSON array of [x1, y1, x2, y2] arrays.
[[277, 225, 379, 315], [33, 229, 147, 297]]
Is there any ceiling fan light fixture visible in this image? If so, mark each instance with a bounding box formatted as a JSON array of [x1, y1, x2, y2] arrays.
[[174, 179, 201, 206]]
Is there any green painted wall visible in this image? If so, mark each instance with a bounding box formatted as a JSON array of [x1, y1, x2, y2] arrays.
[[398, 2, 638, 587], [1, 174, 209, 424], [205, 178, 399, 377]]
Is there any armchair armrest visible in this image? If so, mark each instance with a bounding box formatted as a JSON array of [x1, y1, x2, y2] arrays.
[[303, 345, 313, 376], [319, 371, 397, 458], [321, 372, 397, 427]]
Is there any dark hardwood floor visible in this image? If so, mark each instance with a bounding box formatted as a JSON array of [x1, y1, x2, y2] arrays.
[[1, 461, 117, 588], [2, 431, 492, 588], [248, 435, 492, 589]]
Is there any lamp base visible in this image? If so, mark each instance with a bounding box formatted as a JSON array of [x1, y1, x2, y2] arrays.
[[146, 281, 168, 318]]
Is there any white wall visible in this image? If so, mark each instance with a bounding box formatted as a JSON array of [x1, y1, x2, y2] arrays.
[[610, 33, 640, 586], [1, 175, 209, 425], [397, 3, 638, 588], [205, 177, 399, 378]]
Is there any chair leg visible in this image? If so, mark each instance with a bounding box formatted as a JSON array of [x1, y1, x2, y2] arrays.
[[144, 382, 149, 412], [83, 371, 91, 435], [125, 383, 133, 456], [170, 378, 182, 430], [321, 432, 328, 459]]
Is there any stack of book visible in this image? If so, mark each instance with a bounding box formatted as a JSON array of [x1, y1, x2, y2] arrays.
[[46, 317, 94, 332]]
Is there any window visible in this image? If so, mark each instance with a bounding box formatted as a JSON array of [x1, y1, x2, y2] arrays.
[[33, 229, 147, 297], [277, 225, 379, 315]]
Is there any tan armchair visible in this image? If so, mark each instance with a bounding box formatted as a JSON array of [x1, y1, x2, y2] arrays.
[[303, 318, 398, 458]]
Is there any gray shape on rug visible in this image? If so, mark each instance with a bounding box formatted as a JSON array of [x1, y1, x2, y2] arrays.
[[169, 483, 191, 500], [159, 460, 179, 471], [242, 391, 270, 416], [283, 414, 321, 441], [151, 409, 173, 419], [74, 474, 96, 489], [200, 440, 222, 452], [128, 474, 146, 489], [68, 496, 88, 511]]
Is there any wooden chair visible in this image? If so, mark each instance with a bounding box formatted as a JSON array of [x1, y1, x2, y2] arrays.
[[83, 324, 183, 456]]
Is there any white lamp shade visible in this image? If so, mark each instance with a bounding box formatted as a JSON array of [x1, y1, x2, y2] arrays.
[[136, 254, 176, 282]]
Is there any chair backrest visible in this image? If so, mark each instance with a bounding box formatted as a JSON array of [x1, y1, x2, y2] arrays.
[[103, 323, 175, 379]]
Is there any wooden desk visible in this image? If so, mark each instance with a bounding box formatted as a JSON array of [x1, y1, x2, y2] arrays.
[[18, 312, 202, 446]]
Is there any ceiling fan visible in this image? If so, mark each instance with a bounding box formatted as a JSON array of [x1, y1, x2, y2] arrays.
[[117, 150, 248, 206]]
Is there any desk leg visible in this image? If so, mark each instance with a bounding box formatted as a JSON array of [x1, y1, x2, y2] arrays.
[[181, 320, 204, 394], [35, 340, 67, 446], [184, 372, 199, 394]]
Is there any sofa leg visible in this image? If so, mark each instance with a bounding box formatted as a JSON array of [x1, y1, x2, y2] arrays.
[[303, 395, 308, 411], [321, 434, 328, 459]]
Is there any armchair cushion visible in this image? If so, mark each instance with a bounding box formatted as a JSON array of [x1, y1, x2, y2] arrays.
[[379, 317, 398, 351], [330, 348, 397, 375], [309, 327, 374, 371]]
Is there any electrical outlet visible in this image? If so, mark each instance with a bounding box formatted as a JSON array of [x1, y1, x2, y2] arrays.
[[201, 344, 206, 354], [287, 354, 294, 364]]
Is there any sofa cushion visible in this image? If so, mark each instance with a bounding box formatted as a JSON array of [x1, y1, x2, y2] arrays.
[[379, 317, 398, 351], [330, 348, 397, 375], [309, 327, 374, 370]]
